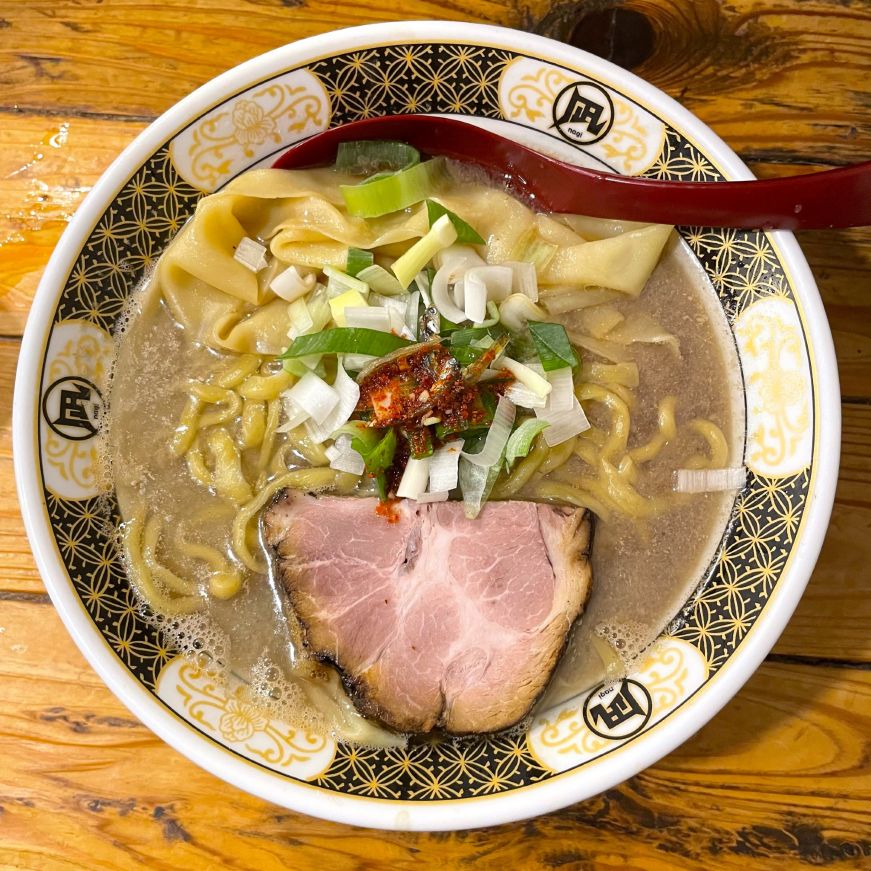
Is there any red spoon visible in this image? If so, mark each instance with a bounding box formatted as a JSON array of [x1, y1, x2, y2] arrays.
[[272, 115, 870, 231]]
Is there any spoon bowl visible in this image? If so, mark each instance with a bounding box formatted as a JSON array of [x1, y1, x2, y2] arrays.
[[274, 114, 870, 230]]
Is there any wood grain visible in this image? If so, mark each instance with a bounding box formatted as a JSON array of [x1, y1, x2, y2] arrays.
[[1, 599, 869, 870], [1, 0, 869, 866]]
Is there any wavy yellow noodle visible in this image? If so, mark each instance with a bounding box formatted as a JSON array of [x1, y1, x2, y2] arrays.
[[240, 398, 267, 449], [629, 396, 677, 464]]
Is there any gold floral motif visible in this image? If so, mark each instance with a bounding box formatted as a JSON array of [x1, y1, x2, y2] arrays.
[[184, 81, 328, 189], [504, 65, 574, 123], [534, 705, 608, 758], [736, 302, 810, 470], [600, 96, 656, 175], [230, 99, 278, 147], [640, 643, 689, 710], [172, 659, 330, 770]]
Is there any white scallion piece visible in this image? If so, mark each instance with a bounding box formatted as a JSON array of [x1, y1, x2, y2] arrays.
[[465, 265, 513, 303], [277, 394, 310, 433], [414, 270, 432, 307], [285, 371, 340, 425], [324, 265, 369, 299], [344, 305, 391, 333], [432, 262, 469, 324], [504, 261, 538, 301], [341, 353, 377, 372], [404, 291, 420, 339], [535, 397, 590, 446], [499, 357, 552, 399], [504, 381, 547, 409], [233, 237, 268, 272], [675, 467, 746, 493], [499, 293, 547, 332], [462, 396, 516, 467], [370, 293, 411, 335], [287, 298, 314, 340], [392, 215, 457, 289], [397, 456, 431, 500], [271, 264, 315, 301], [355, 264, 405, 296], [327, 434, 366, 476], [434, 244, 486, 274], [428, 440, 464, 493], [463, 272, 488, 323], [545, 367, 575, 413], [303, 362, 360, 443]]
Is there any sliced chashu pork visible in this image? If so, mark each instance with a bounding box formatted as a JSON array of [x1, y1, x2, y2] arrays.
[[264, 494, 592, 734]]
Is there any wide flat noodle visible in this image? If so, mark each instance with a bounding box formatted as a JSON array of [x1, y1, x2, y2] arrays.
[[541, 224, 673, 295]]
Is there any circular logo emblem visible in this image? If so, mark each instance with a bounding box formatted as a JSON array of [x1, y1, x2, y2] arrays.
[[41, 376, 103, 441], [551, 80, 615, 146], [582, 678, 652, 740]]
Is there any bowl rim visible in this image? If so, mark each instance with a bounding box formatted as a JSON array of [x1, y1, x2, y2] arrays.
[[13, 19, 841, 831]]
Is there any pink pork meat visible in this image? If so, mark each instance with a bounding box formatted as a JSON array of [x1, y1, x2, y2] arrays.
[[264, 494, 592, 734]]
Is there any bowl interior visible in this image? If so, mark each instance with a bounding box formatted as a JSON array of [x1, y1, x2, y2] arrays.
[[15, 22, 834, 830]]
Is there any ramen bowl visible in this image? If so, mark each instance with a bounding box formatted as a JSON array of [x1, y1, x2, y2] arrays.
[[13, 21, 839, 830]]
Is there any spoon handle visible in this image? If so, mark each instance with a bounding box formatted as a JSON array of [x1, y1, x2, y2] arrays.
[[550, 161, 871, 231], [274, 115, 871, 230]]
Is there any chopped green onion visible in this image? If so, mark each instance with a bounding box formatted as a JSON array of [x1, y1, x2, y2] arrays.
[[282, 328, 412, 359], [499, 356, 552, 398], [425, 200, 485, 245], [525, 237, 558, 272], [341, 158, 445, 218], [287, 297, 314, 339], [331, 420, 378, 449], [449, 345, 485, 367], [505, 419, 550, 469], [328, 289, 368, 327], [391, 214, 458, 289], [480, 301, 501, 327], [355, 427, 397, 500], [346, 247, 374, 277], [459, 454, 503, 519], [528, 322, 580, 371], [323, 265, 369, 298], [356, 264, 405, 296], [451, 324, 503, 346], [335, 140, 420, 176], [282, 354, 325, 379]]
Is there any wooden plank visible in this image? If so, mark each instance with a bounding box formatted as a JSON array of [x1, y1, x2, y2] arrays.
[[0, 113, 145, 333], [774, 403, 871, 662], [0, 598, 868, 869], [0, 0, 503, 120]]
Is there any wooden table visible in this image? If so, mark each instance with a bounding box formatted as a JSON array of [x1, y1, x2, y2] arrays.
[[1, 1, 869, 867]]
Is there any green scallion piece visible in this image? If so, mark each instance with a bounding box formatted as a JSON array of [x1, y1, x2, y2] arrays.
[[527, 322, 579, 371], [281, 328, 411, 359], [505, 419, 550, 469], [346, 247, 375, 277], [341, 158, 445, 218], [425, 200, 485, 245], [335, 140, 420, 176], [392, 213, 457, 289]]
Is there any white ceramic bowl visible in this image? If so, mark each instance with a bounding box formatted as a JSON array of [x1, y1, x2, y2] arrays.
[[14, 21, 840, 830]]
